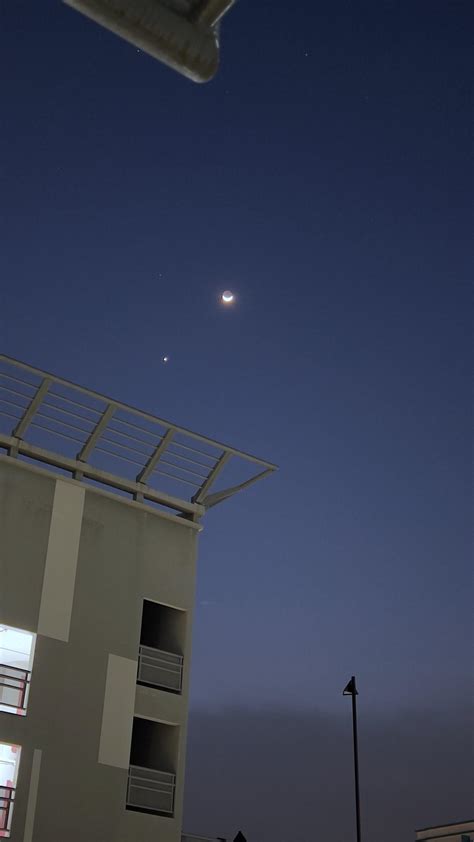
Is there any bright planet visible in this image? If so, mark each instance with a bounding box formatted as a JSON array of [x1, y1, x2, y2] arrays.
[[221, 290, 235, 304]]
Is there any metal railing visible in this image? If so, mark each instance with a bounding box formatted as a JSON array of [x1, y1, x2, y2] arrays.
[[0, 786, 15, 834], [0, 355, 277, 518], [127, 765, 176, 816], [137, 645, 183, 693], [0, 664, 30, 713]]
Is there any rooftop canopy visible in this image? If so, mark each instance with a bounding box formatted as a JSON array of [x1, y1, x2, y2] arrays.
[[0, 354, 276, 520]]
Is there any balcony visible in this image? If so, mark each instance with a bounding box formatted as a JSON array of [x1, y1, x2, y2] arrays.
[[137, 645, 183, 694], [0, 785, 15, 836], [127, 765, 175, 816], [0, 665, 30, 715]]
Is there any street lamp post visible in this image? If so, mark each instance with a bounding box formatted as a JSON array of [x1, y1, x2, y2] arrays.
[[343, 676, 361, 842]]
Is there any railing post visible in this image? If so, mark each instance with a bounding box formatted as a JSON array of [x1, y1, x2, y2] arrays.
[[0, 787, 14, 832]]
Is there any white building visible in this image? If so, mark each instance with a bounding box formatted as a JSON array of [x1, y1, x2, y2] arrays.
[[0, 354, 275, 842]]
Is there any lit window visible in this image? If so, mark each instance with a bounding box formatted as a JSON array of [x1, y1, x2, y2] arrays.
[[0, 742, 21, 838], [0, 626, 36, 716]]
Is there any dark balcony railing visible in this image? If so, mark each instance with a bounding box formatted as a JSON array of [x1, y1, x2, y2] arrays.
[[127, 765, 176, 816], [0, 664, 30, 712], [137, 645, 183, 693], [0, 785, 15, 834]]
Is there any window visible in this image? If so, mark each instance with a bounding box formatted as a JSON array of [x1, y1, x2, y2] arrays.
[[126, 717, 179, 817], [0, 742, 21, 838], [137, 601, 186, 694], [0, 626, 36, 716]]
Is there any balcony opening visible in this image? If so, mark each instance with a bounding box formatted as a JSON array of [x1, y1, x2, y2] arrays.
[[0, 742, 21, 838], [127, 716, 179, 817], [0, 625, 36, 716], [138, 600, 186, 694]]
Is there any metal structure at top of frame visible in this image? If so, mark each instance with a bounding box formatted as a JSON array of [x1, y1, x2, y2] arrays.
[[62, 0, 237, 83], [0, 355, 276, 520]]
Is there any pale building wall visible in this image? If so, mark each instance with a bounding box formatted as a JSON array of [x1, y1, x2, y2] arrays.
[[0, 455, 199, 842]]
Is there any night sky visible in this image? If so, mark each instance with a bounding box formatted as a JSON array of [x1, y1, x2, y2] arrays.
[[1, 1, 472, 840]]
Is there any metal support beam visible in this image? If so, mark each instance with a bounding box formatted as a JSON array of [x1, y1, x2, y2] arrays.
[[136, 427, 175, 484], [13, 378, 51, 439], [193, 0, 235, 26], [77, 403, 116, 462], [7, 438, 20, 458], [192, 451, 231, 504], [202, 468, 274, 509]]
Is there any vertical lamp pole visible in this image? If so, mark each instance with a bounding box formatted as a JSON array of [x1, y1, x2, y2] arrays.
[[343, 676, 361, 842]]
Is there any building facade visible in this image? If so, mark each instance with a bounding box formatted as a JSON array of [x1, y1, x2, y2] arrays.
[[0, 355, 275, 842]]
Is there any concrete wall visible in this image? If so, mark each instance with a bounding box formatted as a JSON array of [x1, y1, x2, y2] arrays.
[[0, 455, 199, 842]]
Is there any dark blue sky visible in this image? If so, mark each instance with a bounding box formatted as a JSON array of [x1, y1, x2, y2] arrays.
[[1, 1, 472, 839]]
